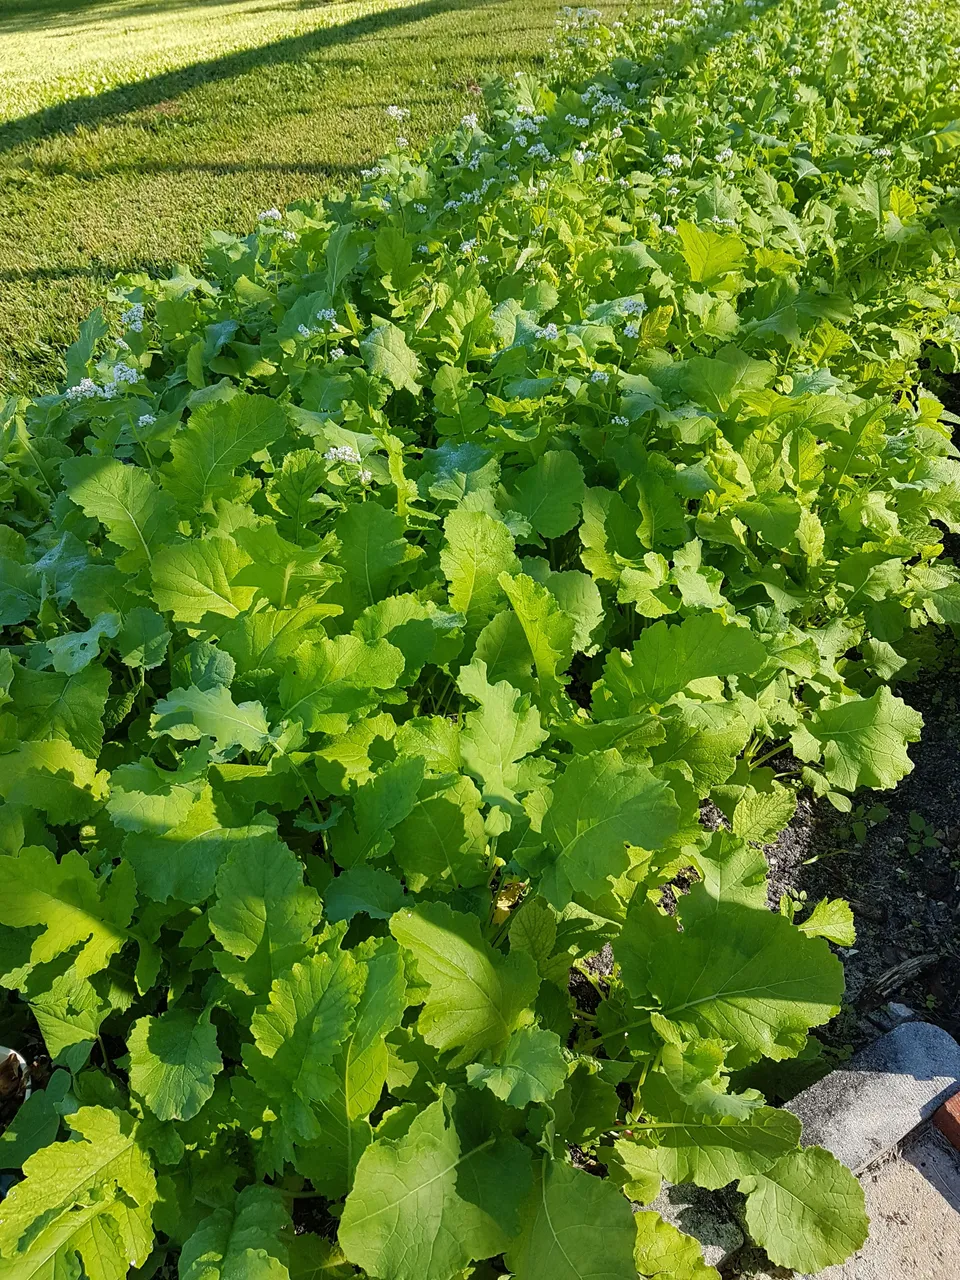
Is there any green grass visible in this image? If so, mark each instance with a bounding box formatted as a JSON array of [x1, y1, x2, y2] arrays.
[[0, 0, 570, 392]]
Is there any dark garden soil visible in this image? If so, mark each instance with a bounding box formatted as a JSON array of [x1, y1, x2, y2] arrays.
[[766, 636, 960, 1058]]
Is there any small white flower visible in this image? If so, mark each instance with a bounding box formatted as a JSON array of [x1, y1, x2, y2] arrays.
[[537, 323, 560, 340], [663, 153, 683, 168], [624, 323, 639, 338], [477, 254, 489, 264], [386, 104, 410, 121], [611, 125, 622, 138], [330, 347, 345, 359], [396, 136, 409, 149], [282, 230, 297, 243], [414, 202, 427, 213], [316, 308, 337, 324], [461, 112, 479, 129], [460, 239, 478, 254], [258, 208, 282, 222], [138, 413, 156, 427], [325, 445, 361, 464], [65, 377, 99, 401], [121, 303, 144, 332], [715, 147, 734, 162], [611, 414, 629, 425], [623, 297, 647, 316], [297, 324, 311, 338], [358, 468, 373, 485], [590, 370, 609, 383]]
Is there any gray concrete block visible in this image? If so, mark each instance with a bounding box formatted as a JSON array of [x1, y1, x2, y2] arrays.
[[788, 1022, 960, 1172], [641, 1182, 744, 1269], [800, 1127, 960, 1280]]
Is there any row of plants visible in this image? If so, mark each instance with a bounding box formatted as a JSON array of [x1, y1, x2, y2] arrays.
[[2, 0, 960, 1276]]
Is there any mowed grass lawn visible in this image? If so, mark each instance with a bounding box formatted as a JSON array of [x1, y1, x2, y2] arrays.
[[0, 0, 570, 391]]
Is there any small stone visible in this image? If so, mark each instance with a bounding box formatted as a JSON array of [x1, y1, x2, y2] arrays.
[[788, 1022, 960, 1171], [642, 1182, 743, 1269]]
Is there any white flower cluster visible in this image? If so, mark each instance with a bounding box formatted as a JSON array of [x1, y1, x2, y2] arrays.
[[461, 112, 479, 130], [386, 105, 410, 121], [257, 208, 282, 223], [325, 445, 360, 464], [663, 153, 684, 168], [65, 361, 141, 402], [566, 113, 591, 127], [536, 323, 560, 340], [316, 308, 337, 326], [138, 413, 156, 427], [121, 303, 144, 332], [623, 297, 648, 316], [590, 370, 609, 383]]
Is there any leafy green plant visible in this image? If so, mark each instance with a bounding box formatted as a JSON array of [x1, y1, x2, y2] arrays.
[[3, 0, 960, 1275]]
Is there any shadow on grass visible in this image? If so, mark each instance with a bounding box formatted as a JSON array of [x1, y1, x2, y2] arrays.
[[0, 0, 498, 154], [0, 0, 318, 37], [18, 158, 364, 181]]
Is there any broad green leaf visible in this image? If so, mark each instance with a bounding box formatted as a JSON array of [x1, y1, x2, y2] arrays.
[[0, 846, 132, 978], [441, 508, 519, 631], [458, 661, 547, 810], [505, 1157, 637, 1280], [0, 1106, 156, 1280], [466, 1026, 567, 1106], [541, 749, 680, 903], [123, 793, 279, 904], [634, 1211, 720, 1280], [62, 456, 177, 571], [390, 902, 539, 1067], [46, 612, 119, 674], [391, 773, 488, 892], [106, 757, 203, 834], [161, 392, 287, 510], [328, 756, 425, 868], [677, 221, 746, 287], [740, 1146, 868, 1272], [0, 740, 108, 823], [179, 1184, 291, 1280], [128, 1007, 222, 1122], [244, 949, 365, 1140], [116, 606, 171, 669], [151, 684, 271, 754], [361, 322, 422, 393], [595, 614, 767, 714], [511, 451, 586, 538], [324, 867, 406, 922], [279, 634, 404, 735], [790, 686, 923, 792], [152, 536, 256, 623], [618, 890, 844, 1067], [209, 831, 321, 995], [0, 1069, 70, 1170], [331, 501, 415, 619], [339, 1096, 518, 1280], [631, 1073, 801, 1189], [499, 571, 574, 698], [10, 662, 110, 757]]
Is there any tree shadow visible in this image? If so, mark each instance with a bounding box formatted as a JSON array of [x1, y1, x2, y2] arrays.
[[0, 0, 307, 37], [0, 0, 499, 153]]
